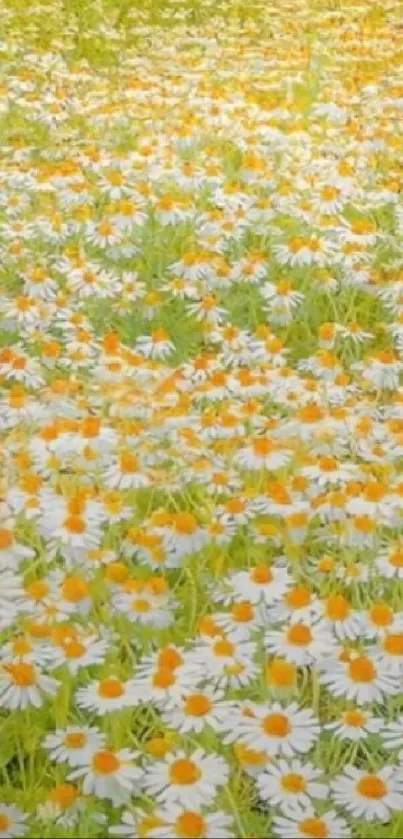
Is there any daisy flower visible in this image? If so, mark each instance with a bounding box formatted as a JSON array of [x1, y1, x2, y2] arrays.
[[161, 512, 208, 559], [44, 725, 106, 767], [321, 594, 364, 640], [0, 522, 35, 568], [337, 218, 379, 247], [325, 709, 383, 743], [257, 759, 328, 811], [272, 804, 350, 839], [189, 636, 258, 689], [0, 662, 59, 709], [37, 784, 84, 828], [161, 687, 233, 735], [236, 436, 292, 471], [320, 650, 401, 703], [150, 805, 234, 839], [109, 809, 165, 837], [50, 632, 109, 674], [186, 296, 227, 326], [212, 600, 266, 642], [227, 564, 291, 605], [375, 543, 403, 579], [0, 805, 28, 838], [225, 701, 319, 757], [75, 675, 140, 715], [360, 351, 402, 391], [338, 322, 374, 344], [136, 329, 175, 360], [273, 236, 334, 268], [361, 601, 403, 640], [264, 620, 336, 666], [68, 748, 142, 806], [103, 450, 151, 490], [375, 631, 403, 675], [331, 765, 403, 822], [381, 717, 403, 755], [130, 656, 201, 706], [142, 749, 229, 809], [262, 279, 304, 325]]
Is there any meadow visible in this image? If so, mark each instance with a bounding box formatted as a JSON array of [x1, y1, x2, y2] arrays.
[[0, 0, 403, 836]]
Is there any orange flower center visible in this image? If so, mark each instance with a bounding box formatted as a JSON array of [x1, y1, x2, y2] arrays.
[[344, 709, 366, 727], [184, 694, 212, 717], [282, 772, 306, 793], [262, 712, 291, 737], [175, 812, 206, 838], [369, 603, 393, 627], [12, 637, 32, 655], [213, 639, 235, 657], [299, 818, 329, 839], [26, 579, 48, 600], [348, 656, 376, 682], [173, 513, 198, 535], [319, 456, 337, 472], [152, 668, 175, 689], [267, 658, 296, 688], [231, 601, 254, 622], [286, 587, 311, 609], [226, 498, 245, 514], [81, 417, 101, 438], [63, 516, 86, 535], [49, 783, 79, 810], [299, 405, 323, 423], [169, 758, 202, 786], [98, 678, 124, 699], [119, 452, 139, 473], [62, 576, 89, 601], [0, 528, 13, 549], [383, 634, 403, 655], [251, 566, 273, 584], [92, 750, 120, 775], [158, 647, 183, 670], [287, 624, 312, 646], [64, 732, 86, 749], [390, 551, 403, 568], [356, 775, 387, 799], [325, 595, 350, 621], [289, 237, 305, 253], [253, 437, 275, 456], [353, 515, 375, 533], [64, 639, 86, 658], [364, 483, 386, 502], [4, 662, 36, 686]]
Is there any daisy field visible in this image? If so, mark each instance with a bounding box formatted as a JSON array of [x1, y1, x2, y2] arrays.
[[0, 0, 403, 836]]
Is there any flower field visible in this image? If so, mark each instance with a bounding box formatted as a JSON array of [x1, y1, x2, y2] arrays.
[[0, 0, 403, 835]]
